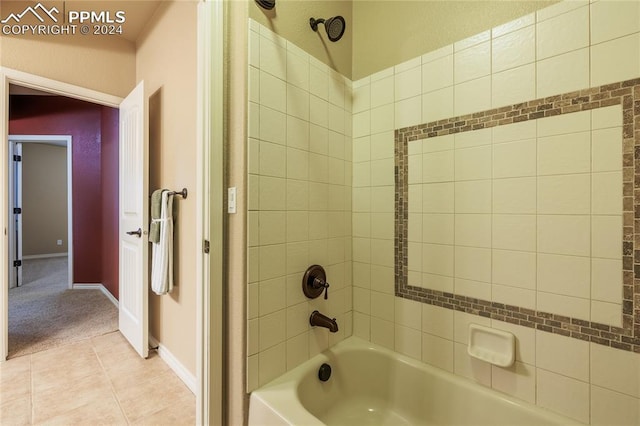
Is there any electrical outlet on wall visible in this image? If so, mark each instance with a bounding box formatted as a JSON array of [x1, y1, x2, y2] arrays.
[[56, 240, 63, 246]]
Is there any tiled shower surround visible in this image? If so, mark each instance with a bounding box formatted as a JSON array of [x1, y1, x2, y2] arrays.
[[351, 1, 640, 424], [246, 20, 353, 391], [249, 1, 640, 424]]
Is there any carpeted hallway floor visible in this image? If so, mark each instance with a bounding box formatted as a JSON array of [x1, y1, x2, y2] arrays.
[[8, 257, 118, 359]]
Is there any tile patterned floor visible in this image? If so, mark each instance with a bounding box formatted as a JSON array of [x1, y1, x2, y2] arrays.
[[0, 332, 195, 425]]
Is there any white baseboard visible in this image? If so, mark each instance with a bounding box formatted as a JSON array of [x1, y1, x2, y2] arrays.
[[149, 335, 196, 395], [23, 253, 68, 260], [72, 283, 119, 308]]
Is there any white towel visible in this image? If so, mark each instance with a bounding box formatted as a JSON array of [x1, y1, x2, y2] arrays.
[[151, 190, 174, 295]]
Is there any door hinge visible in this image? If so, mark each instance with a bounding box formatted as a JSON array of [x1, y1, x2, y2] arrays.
[[13, 260, 22, 267], [203, 239, 210, 254], [13, 207, 21, 214], [13, 155, 21, 162]]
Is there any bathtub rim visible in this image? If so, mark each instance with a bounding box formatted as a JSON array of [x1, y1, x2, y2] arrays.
[[248, 336, 585, 426]]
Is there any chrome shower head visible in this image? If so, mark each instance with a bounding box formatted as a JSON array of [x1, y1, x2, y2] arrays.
[[310, 16, 346, 42]]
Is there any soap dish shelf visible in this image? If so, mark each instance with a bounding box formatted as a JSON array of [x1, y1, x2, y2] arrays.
[[467, 324, 515, 367]]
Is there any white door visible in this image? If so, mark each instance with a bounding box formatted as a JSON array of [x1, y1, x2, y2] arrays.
[[118, 81, 149, 358]]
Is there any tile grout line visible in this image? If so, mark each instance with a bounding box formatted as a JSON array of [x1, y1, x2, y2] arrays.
[[90, 339, 132, 425]]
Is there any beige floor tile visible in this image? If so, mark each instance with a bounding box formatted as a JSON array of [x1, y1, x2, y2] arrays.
[[0, 355, 31, 404], [131, 393, 196, 426], [32, 372, 114, 424], [1, 332, 194, 425], [106, 353, 172, 392], [116, 370, 194, 422], [0, 395, 31, 426], [35, 394, 127, 426]]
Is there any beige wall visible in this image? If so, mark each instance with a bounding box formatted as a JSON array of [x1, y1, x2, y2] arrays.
[[137, 1, 198, 376], [21, 143, 67, 256], [0, 2, 136, 98], [249, 0, 353, 78], [352, 0, 557, 80]]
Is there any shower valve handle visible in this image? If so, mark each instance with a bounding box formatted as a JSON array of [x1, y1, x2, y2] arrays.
[[313, 277, 330, 300]]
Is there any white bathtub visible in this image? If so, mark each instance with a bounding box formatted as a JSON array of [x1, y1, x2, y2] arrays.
[[249, 337, 582, 426]]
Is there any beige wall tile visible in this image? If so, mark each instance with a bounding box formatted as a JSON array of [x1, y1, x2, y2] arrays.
[[537, 253, 590, 299], [422, 304, 454, 339], [395, 66, 422, 101], [592, 105, 623, 130], [591, 300, 621, 327], [370, 104, 395, 134], [537, 109, 591, 138], [592, 127, 623, 173], [492, 249, 536, 289], [455, 128, 492, 149], [370, 317, 395, 350], [492, 215, 536, 252], [455, 246, 491, 283], [395, 96, 422, 129], [422, 214, 454, 245], [492, 25, 535, 73], [422, 87, 455, 123], [492, 284, 536, 310], [536, 368, 590, 424], [537, 48, 590, 99], [591, 33, 640, 87], [258, 343, 286, 386], [493, 138, 536, 178], [455, 145, 492, 181], [537, 292, 590, 320], [592, 172, 623, 215], [259, 310, 286, 351], [423, 182, 454, 213], [370, 75, 394, 108], [492, 64, 536, 108], [490, 320, 536, 365], [259, 277, 286, 316], [454, 42, 491, 83], [422, 243, 454, 277], [395, 325, 422, 360], [493, 177, 536, 214], [422, 54, 453, 94], [422, 333, 454, 373], [491, 362, 535, 404], [537, 132, 591, 175], [423, 150, 455, 183], [454, 342, 492, 387], [537, 5, 589, 59], [591, 385, 640, 426], [591, 215, 622, 259], [454, 76, 491, 116], [492, 120, 536, 144], [353, 110, 370, 138], [537, 215, 590, 256], [591, 258, 622, 304], [454, 180, 492, 213], [455, 278, 491, 300], [454, 310, 491, 344], [537, 174, 590, 215], [421, 273, 454, 294], [259, 106, 287, 145], [455, 214, 492, 248], [260, 71, 286, 112], [591, 343, 640, 398], [286, 49, 309, 91]]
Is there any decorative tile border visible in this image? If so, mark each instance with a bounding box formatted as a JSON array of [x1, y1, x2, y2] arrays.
[[395, 78, 640, 353]]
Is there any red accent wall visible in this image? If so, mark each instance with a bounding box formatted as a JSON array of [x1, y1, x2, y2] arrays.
[[100, 106, 120, 299], [9, 96, 119, 298]]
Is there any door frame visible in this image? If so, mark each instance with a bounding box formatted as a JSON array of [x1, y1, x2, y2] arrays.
[[8, 135, 74, 289], [0, 2, 221, 422]]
